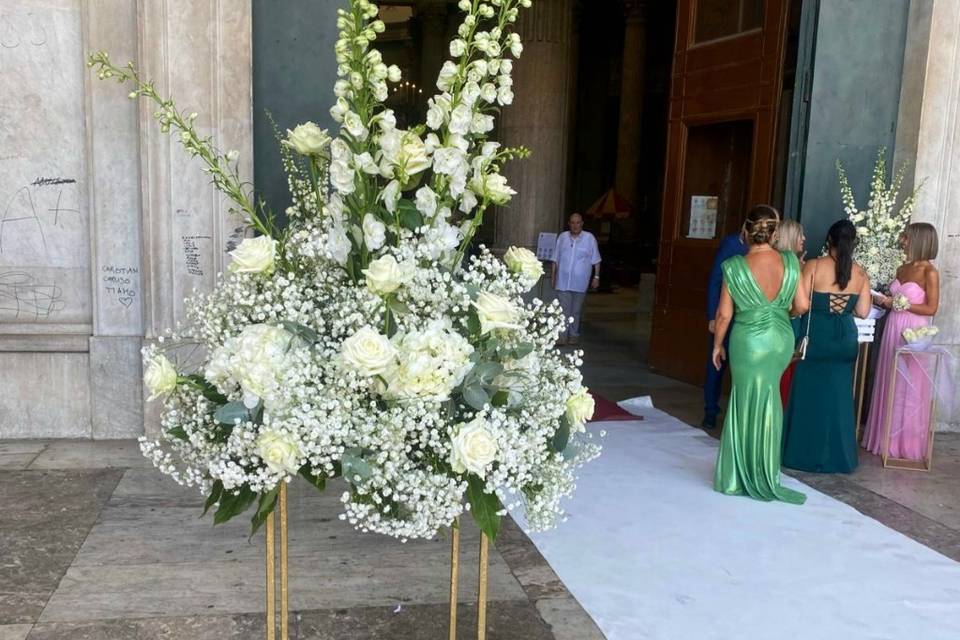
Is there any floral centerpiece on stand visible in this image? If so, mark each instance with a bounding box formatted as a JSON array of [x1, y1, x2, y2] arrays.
[[837, 148, 922, 293], [89, 0, 600, 543]]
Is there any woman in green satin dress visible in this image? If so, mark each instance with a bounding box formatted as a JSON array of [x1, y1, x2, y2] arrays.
[[711, 206, 810, 504]]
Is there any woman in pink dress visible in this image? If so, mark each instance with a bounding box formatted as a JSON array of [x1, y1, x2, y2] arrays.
[[862, 223, 941, 459]]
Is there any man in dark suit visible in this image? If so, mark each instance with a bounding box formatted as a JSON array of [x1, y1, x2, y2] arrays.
[[702, 230, 748, 430]]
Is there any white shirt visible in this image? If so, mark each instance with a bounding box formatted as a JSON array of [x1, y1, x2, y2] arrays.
[[553, 230, 601, 292]]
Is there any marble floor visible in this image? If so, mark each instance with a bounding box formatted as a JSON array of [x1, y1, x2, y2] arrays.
[[1, 285, 958, 639]]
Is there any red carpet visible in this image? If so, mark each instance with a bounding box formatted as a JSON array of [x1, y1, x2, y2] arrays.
[[589, 393, 641, 422]]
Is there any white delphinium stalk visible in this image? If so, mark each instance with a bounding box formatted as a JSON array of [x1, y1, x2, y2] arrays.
[[837, 148, 922, 291]]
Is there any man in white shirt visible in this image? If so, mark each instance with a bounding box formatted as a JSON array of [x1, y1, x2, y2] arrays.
[[551, 213, 601, 346]]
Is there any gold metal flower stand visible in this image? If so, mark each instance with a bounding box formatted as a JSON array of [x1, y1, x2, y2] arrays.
[[880, 346, 943, 472], [448, 519, 491, 640], [853, 318, 877, 441], [265, 483, 290, 640]]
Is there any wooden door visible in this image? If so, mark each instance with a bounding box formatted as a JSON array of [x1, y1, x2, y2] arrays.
[[649, 0, 791, 383]]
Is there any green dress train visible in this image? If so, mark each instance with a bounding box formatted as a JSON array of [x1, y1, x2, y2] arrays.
[[713, 252, 806, 505]]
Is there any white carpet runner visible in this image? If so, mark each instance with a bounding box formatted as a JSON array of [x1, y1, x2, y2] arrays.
[[514, 403, 960, 640]]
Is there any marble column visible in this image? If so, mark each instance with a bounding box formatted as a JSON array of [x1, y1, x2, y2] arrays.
[[495, 0, 577, 251], [138, 0, 253, 435], [909, 0, 960, 429], [417, 0, 448, 92], [614, 1, 647, 208]]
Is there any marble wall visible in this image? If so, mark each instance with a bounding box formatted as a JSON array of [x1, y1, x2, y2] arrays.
[[0, 0, 252, 437], [907, 0, 960, 430]]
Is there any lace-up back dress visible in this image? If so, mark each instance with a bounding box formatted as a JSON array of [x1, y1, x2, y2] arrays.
[[782, 291, 860, 473]]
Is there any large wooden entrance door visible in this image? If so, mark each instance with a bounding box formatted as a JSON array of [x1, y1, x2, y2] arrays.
[[649, 0, 791, 383]]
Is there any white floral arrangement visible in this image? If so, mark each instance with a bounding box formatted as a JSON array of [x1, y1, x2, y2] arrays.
[[891, 293, 911, 312], [903, 325, 938, 348], [90, 0, 600, 542], [837, 149, 921, 292]]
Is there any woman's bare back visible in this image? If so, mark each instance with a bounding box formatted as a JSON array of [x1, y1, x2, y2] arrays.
[[744, 249, 785, 302]]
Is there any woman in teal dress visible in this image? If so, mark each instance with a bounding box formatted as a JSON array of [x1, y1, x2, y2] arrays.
[[783, 220, 871, 473], [711, 206, 810, 504]]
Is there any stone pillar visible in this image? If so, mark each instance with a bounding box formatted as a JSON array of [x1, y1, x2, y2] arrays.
[[910, 0, 960, 429], [495, 0, 576, 251], [138, 0, 253, 435], [86, 0, 146, 437], [417, 0, 448, 92], [614, 1, 647, 208]]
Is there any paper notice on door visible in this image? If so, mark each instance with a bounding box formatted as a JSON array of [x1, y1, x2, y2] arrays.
[[687, 195, 718, 239], [536, 232, 558, 261]]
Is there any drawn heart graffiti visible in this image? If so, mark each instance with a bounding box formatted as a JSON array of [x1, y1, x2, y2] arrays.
[[118, 296, 134, 307]]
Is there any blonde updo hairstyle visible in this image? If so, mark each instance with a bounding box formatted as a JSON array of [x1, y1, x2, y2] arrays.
[[743, 204, 781, 246]]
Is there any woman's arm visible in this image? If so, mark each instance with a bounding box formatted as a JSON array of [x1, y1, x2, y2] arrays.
[[908, 267, 940, 316], [791, 259, 813, 316], [712, 284, 734, 370], [854, 268, 872, 319]]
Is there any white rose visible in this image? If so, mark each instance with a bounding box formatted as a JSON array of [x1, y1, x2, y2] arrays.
[[144, 354, 178, 400], [341, 327, 397, 376], [256, 430, 301, 475], [449, 417, 498, 477], [228, 235, 277, 275], [283, 122, 330, 157], [362, 214, 386, 251], [363, 255, 413, 295], [470, 172, 516, 205], [565, 387, 595, 431], [503, 246, 544, 285], [387, 64, 402, 83], [481, 83, 498, 103], [473, 291, 522, 334]]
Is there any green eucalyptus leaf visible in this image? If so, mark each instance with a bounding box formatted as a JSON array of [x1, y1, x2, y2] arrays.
[[214, 401, 250, 425], [342, 449, 373, 484], [280, 320, 318, 344], [491, 390, 509, 408], [387, 297, 411, 316], [473, 362, 504, 385], [467, 475, 501, 541], [463, 383, 490, 411], [510, 342, 534, 360], [203, 480, 223, 516]]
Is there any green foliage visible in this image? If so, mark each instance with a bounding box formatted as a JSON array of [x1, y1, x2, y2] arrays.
[[467, 475, 501, 541], [213, 485, 257, 525]]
